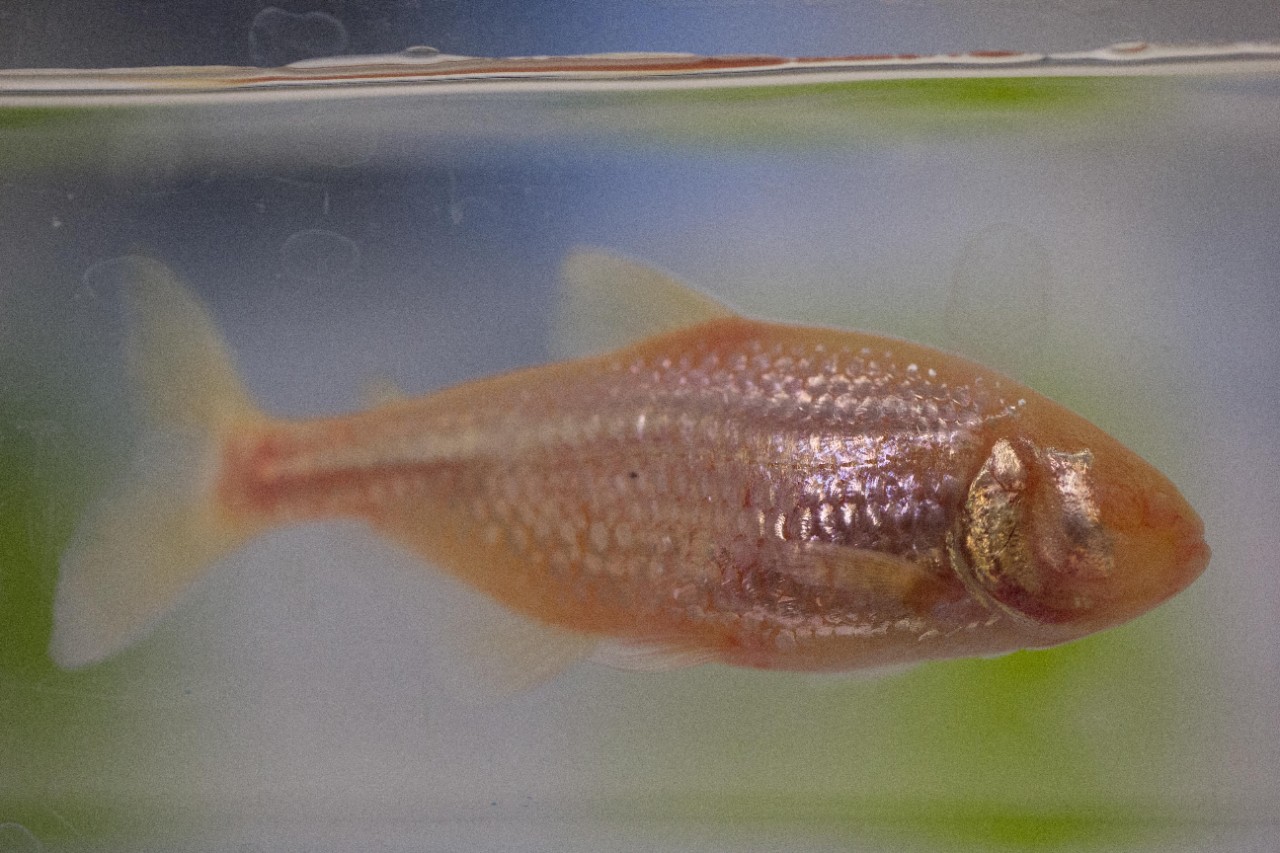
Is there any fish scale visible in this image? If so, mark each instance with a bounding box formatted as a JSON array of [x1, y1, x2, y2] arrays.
[[224, 320, 1028, 662]]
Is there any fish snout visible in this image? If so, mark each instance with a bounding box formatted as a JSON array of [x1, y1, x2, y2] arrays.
[[1145, 485, 1211, 595], [1091, 476, 1210, 631]]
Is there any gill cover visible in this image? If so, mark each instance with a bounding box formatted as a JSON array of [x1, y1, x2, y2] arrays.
[[948, 438, 1114, 625]]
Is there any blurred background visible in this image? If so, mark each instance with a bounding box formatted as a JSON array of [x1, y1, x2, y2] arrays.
[[1, 2, 1277, 852]]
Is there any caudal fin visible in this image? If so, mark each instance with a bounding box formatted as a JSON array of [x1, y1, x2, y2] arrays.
[[50, 258, 264, 669]]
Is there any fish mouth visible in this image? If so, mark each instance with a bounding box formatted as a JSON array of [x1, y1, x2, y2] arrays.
[[1171, 521, 1211, 596], [1092, 484, 1210, 630], [1144, 482, 1210, 598]]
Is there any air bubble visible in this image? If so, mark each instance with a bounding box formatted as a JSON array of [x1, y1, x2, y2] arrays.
[[0, 823, 42, 852], [280, 228, 359, 283], [249, 7, 349, 67]]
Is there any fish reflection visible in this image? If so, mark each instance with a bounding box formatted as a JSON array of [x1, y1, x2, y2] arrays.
[[50, 251, 1209, 681]]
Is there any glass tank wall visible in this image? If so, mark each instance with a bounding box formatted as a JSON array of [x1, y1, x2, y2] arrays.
[[1, 4, 1277, 851]]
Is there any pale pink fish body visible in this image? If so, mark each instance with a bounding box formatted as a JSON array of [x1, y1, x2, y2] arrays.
[[49, 253, 1209, 676]]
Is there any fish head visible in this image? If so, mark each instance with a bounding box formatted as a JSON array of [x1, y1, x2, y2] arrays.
[[950, 429, 1209, 641]]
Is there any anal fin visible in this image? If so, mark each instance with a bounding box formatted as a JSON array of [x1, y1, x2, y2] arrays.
[[425, 577, 597, 703]]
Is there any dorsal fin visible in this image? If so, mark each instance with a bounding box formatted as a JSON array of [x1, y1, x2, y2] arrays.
[[360, 376, 408, 409], [554, 248, 737, 358]]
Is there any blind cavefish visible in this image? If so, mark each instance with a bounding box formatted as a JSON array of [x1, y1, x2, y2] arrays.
[[50, 252, 1209, 682]]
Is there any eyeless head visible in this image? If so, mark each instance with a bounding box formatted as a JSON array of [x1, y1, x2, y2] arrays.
[[949, 437, 1208, 635]]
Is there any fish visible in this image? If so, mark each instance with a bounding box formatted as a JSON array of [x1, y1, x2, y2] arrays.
[[49, 251, 1210, 684]]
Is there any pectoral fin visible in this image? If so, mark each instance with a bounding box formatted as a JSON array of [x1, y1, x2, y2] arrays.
[[776, 543, 953, 615], [591, 641, 719, 672]]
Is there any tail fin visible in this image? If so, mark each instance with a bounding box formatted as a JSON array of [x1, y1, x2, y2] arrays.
[[50, 258, 264, 669]]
